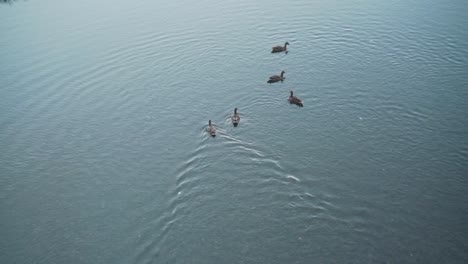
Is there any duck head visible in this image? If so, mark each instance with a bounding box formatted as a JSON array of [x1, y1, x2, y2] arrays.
[[234, 108, 238, 114], [209, 120, 212, 126]]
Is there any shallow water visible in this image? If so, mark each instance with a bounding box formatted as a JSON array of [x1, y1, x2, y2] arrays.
[[1, 0, 468, 263]]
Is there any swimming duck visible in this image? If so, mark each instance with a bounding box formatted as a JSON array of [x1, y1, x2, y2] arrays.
[[207, 120, 216, 137], [267, 70, 285, 84], [231, 108, 240, 127], [288, 91, 303, 107], [271, 42, 289, 53]]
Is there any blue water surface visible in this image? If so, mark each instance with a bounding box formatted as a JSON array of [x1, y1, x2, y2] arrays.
[[1, 0, 467, 263]]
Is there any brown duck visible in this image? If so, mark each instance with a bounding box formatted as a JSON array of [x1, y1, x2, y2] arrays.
[[207, 120, 216, 137], [267, 70, 285, 84], [271, 42, 289, 53], [231, 108, 240, 127], [288, 91, 303, 107]]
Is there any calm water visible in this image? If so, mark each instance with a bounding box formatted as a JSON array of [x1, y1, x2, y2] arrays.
[[1, 0, 467, 263]]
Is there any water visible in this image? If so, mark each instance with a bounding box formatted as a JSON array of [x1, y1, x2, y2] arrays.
[[1, 0, 467, 263]]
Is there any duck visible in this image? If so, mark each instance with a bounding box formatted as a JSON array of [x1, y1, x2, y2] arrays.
[[288, 91, 303, 107], [271, 42, 289, 53], [267, 70, 285, 84], [207, 120, 216, 137], [231, 108, 240, 127]]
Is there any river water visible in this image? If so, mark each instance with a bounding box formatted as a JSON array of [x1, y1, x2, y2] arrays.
[[1, 0, 467, 263]]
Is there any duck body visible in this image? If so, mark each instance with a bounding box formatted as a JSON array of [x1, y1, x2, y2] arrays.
[[231, 108, 240, 127], [271, 42, 289, 53], [288, 91, 303, 107], [207, 120, 216, 137], [267, 70, 285, 84]]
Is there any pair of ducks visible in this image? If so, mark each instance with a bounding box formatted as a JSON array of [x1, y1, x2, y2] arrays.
[[207, 108, 240, 137], [269, 42, 303, 107], [268, 42, 289, 84]]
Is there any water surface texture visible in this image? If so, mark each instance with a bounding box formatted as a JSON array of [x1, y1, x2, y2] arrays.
[[1, 0, 468, 263]]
